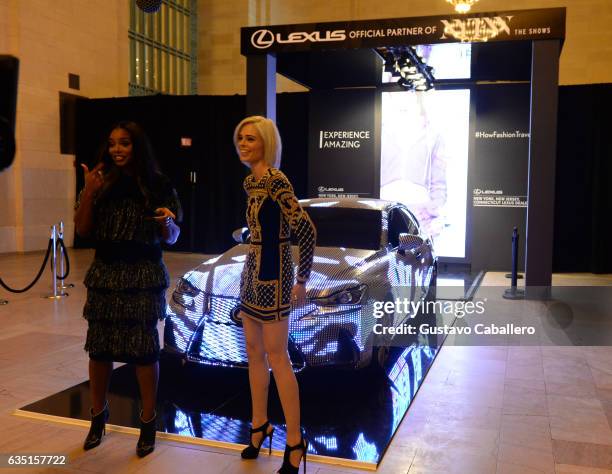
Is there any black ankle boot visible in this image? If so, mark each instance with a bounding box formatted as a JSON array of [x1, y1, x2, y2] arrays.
[[241, 420, 275, 459], [278, 430, 308, 474], [136, 411, 157, 458], [83, 402, 109, 450]]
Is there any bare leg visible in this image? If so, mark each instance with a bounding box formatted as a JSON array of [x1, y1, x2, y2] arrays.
[[242, 313, 272, 445], [89, 359, 113, 413], [135, 362, 159, 420], [263, 319, 303, 466]]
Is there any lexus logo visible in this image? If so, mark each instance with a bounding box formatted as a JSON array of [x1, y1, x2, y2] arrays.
[[251, 29, 275, 49], [250, 28, 347, 50]]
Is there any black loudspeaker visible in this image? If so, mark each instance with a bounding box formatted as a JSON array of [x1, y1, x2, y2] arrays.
[[0, 55, 19, 172], [136, 0, 162, 13]]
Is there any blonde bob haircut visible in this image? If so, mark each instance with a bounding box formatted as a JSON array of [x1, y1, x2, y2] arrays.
[[234, 115, 282, 168]]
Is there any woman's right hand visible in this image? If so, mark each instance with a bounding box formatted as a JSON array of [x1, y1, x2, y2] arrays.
[[81, 163, 105, 197]]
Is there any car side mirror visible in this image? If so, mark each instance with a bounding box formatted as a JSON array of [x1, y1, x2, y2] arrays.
[[232, 227, 250, 243], [398, 233, 424, 254]]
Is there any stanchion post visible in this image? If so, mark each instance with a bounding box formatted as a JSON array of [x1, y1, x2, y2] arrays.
[[44, 224, 68, 299], [511, 227, 518, 288], [503, 226, 525, 300], [57, 221, 74, 290]]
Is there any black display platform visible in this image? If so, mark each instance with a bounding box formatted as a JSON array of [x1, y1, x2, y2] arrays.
[[18, 345, 435, 468], [17, 271, 477, 468]]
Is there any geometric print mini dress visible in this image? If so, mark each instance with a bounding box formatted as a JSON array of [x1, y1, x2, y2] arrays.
[[239, 168, 316, 323]]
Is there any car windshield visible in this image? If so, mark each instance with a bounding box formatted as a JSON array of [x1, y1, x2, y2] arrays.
[[300, 207, 382, 250]]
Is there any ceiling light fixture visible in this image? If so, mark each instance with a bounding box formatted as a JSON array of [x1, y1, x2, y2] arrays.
[[446, 0, 479, 14], [377, 46, 435, 92]]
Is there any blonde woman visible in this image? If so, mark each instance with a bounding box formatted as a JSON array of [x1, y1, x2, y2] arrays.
[[234, 116, 315, 474]]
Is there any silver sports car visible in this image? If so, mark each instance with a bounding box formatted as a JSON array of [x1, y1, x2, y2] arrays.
[[163, 198, 437, 371]]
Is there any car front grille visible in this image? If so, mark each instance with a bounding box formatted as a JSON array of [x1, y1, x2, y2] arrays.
[[186, 295, 246, 366], [186, 294, 306, 370]]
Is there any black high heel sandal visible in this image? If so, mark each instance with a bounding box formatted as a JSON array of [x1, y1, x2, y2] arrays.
[[83, 402, 109, 450], [136, 410, 157, 458], [241, 420, 275, 459], [278, 431, 308, 474]]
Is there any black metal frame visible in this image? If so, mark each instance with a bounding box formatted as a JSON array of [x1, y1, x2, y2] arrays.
[[241, 9, 565, 288]]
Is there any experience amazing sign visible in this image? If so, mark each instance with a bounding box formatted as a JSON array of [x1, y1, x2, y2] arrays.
[[241, 8, 565, 55]]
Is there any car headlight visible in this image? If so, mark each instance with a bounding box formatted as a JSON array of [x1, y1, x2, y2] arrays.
[[172, 277, 200, 310], [311, 284, 367, 306], [175, 277, 199, 297]]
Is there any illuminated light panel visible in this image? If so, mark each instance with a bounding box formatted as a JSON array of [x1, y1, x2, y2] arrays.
[[301, 343, 316, 353], [209, 263, 242, 295], [315, 341, 338, 356], [199, 413, 244, 444], [313, 283, 364, 299], [344, 255, 365, 266], [311, 305, 362, 316], [352, 433, 379, 463], [205, 295, 240, 323], [173, 410, 192, 436], [386, 345, 438, 431], [291, 310, 366, 365], [197, 320, 248, 364], [314, 436, 338, 450], [202, 256, 220, 265], [389, 349, 413, 431], [231, 255, 246, 262], [168, 319, 189, 351], [387, 258, 416, 287], [412, 347, 423, 391], [352, 256, 385, 274], [307, 271, 359, 290], [313, 255, 340, 264], [166, 303, 203, 352], [187, 270, 210, 286]]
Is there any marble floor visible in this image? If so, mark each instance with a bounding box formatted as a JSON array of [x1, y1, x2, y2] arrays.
[[1, 249, 611, 473]]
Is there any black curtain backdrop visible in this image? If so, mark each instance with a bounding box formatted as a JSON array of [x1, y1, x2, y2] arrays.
[[74, 93, 308, 254], [72, 87, 610, 271], [554, 84, 612, 273]]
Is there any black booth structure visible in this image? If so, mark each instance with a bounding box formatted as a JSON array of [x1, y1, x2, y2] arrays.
[[242, 7, 565, 288], [17, 8, 568, 470]]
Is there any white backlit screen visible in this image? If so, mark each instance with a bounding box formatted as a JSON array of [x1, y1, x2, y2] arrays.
[[380, 89, 470, 258]]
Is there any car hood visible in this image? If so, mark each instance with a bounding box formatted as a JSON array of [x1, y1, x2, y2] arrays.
[[183, 245, 383, 298]]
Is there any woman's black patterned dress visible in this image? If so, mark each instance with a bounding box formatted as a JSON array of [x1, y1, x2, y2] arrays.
[[79, 174, 181, 364], [239, 168, 316, 323]]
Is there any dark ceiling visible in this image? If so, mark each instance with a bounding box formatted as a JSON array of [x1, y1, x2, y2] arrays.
[[276, 41, 533, 89]]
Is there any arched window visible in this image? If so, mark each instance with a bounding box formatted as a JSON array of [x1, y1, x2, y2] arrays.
[[129, 0, 197, 95]]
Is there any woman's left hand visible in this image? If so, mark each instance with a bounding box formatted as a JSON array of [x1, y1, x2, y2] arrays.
[[291, 282, 307, 307], [152, 207, 176, 227]]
